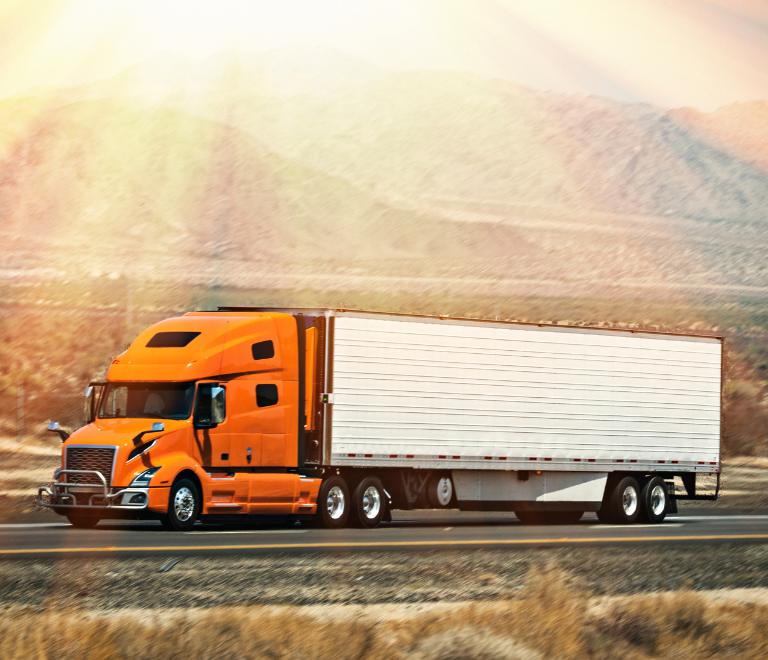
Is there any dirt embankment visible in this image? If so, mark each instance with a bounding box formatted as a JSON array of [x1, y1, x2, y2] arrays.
[[3, 562, 768, 659]]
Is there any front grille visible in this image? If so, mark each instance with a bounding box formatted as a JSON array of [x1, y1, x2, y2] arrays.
[[65, 447, 116, 485]]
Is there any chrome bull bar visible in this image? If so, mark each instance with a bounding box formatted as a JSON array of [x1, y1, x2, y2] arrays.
[[37, 469, 150, 510]]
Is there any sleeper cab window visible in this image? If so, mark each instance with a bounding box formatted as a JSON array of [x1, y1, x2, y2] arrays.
[[252, 340, 275, 360], [256, 384, 278, 408], [147, 331, 200, 348]]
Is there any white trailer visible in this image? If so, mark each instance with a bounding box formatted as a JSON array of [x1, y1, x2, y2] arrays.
[[241, 308, 723, 525]]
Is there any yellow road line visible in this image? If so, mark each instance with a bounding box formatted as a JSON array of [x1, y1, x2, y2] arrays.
[[2, 533, 768, 555]]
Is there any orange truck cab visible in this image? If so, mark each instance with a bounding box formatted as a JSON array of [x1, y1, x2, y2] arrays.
[[38, 311, 330, 530]]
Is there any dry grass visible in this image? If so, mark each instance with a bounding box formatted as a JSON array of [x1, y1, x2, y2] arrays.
[[3, 565, 768, 659]]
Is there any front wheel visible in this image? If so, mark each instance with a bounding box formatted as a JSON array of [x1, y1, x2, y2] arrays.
[[161, 478, 200, 531], [67, 512, 100, 528], [316, 475, 350, 528]]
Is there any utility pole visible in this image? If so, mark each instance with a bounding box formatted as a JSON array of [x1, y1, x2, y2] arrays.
[[16, 381, 24, 443]]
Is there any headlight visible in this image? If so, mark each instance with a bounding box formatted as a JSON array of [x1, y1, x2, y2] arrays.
[[130, 467, 161, 487]]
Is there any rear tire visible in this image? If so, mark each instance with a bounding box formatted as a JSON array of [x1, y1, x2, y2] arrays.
[[161, 478, 200, 531], [599, 476, 641, 524], [66, 512, 100, 528], [639, 476, 668, 524], [427, 473, 454, 508], [351, 476, 386, 528], [516, 510, 583, 525], [316, 475, 350, 528]]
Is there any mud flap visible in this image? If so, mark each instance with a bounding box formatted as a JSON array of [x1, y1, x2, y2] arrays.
[[665, 481, 678, 514]]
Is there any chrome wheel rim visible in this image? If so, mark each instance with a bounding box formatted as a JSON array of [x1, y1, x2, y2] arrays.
[[436, 477, 453, 506], [174, 486, 195, 522], [362, 486, 381, 519], [327, 485, 345, 520], [622, 485, 638, 516], [650, 484, 666, 515]]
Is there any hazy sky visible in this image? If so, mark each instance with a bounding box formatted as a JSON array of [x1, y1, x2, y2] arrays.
[[2, 0, 767, 110]]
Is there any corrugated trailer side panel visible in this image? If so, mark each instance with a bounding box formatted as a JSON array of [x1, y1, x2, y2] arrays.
[[329, 314, 721, 473]]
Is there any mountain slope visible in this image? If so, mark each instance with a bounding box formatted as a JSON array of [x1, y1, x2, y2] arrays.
[[19, 50, 768, 224], [668, 101, 768, 176], [0, 98, 534, 275], [215, 71, 768, 223]]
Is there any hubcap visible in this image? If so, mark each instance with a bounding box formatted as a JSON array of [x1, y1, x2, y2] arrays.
[[622, 485, 638, 516], [174, 486, 195, 522], [361, 485, 381, 519], [435, 477, 453, 506], [650, 484, 666, 515], [326, 485, 345, 520]]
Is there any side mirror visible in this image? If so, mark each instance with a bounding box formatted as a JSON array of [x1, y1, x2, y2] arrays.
[[194, 384, 226, 429], [47, 421, 70, 442], [131, 422, 166, 446], [83, 386, 95, 425]]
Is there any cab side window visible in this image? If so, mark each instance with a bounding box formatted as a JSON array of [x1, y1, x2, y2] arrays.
[[252, 340, 275, 360], [256, 384, 278, 408], [195, 384, 226, 427], [211, 386, 226, 422]]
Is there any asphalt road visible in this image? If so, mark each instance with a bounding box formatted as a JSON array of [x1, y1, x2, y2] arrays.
[[3, 512, 768, 557]]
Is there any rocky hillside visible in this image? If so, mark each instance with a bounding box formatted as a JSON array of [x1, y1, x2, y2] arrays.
[[4, 49, 768, 294], [0, 97, 529, 277], [25, 49, 768, 224]]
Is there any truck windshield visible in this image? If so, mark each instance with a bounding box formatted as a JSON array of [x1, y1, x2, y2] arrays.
[[99, 382, 196, 420]]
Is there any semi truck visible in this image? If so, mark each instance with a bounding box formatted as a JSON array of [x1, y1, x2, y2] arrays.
[[39, 308, 722, 530]]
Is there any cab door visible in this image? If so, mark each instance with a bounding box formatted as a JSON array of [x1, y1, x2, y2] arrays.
[[228, 379, 263, 468], [256, 381, 287, 466], [228, 380, 287, 467], [192, 382, 231, 468]]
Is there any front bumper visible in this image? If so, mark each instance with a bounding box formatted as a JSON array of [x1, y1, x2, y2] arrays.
[[37, 469, 149, 510]]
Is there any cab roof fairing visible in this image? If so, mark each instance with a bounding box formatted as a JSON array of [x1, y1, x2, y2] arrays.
[[107, 312, 297, 382]]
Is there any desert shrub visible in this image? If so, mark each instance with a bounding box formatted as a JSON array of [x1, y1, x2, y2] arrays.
[[412, 628, 541, 660], [514, 564, 586, 660], [723, 391, 768, 456], [723, 379, 761, 401], [5, 567, 768, 660]]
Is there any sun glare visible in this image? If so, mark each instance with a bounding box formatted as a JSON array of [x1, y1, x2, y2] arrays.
[[0, 0, 766, 109]]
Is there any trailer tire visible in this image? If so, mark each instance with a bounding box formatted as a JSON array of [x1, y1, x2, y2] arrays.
[[66, 512, 100, 528], [601, 476, 641, 524], [639, 476, 668, 524], [351, 476, 386, 528], [516, 511, 583, 525], [161, 478, 200, 531], [316, 475, 351, 528], [427, 473, 454, 508]]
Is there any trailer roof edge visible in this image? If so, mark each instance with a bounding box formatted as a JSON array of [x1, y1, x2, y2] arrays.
[[215, 307, 724, 342]]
